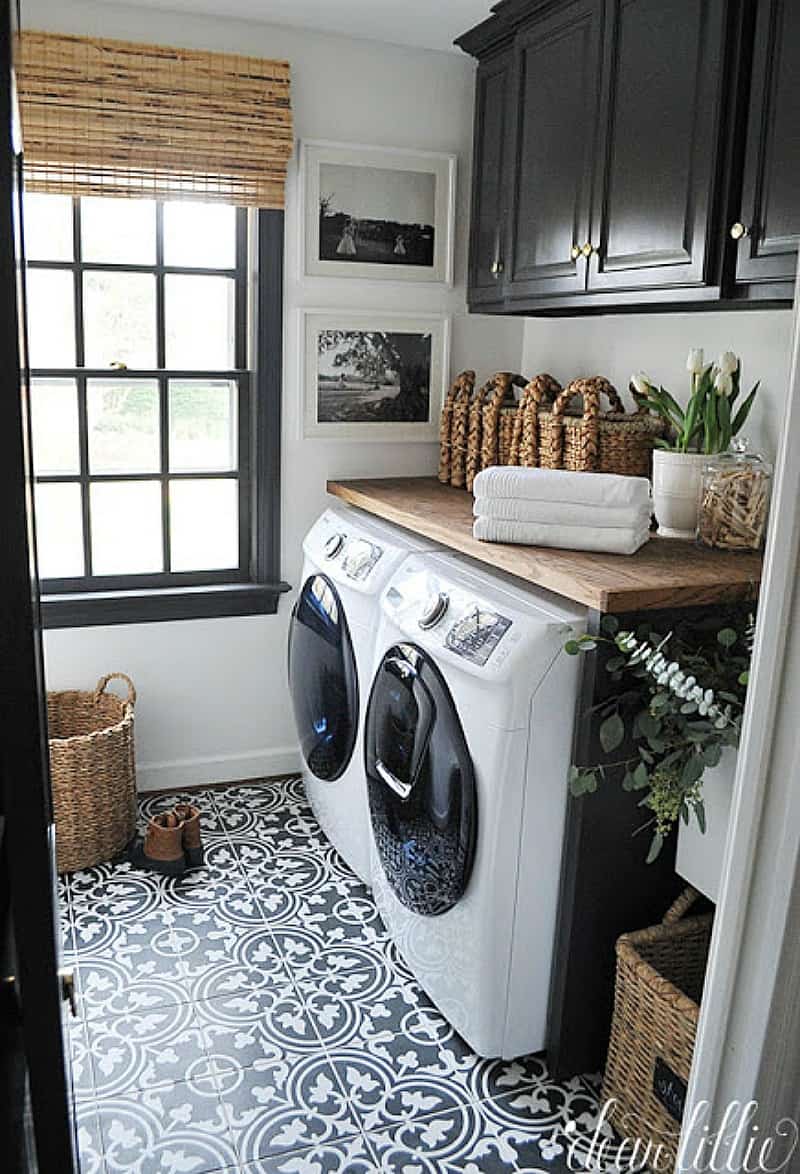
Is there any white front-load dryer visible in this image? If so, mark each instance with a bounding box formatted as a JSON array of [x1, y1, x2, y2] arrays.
[[287, 506, 437, 883], [364, 551, 586, 1057]]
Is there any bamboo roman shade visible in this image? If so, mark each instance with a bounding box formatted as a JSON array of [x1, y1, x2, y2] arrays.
[[16, 31, 293, 208]]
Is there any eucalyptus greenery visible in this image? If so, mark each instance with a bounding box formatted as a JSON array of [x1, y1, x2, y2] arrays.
[[565, 612, 754, 862], [630, 349, 760, 454]]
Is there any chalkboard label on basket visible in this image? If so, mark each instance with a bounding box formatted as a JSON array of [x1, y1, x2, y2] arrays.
[[653, 1058, 687, 1123]]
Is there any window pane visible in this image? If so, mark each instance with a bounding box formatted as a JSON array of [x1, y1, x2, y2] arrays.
[[83, 271, 156, 368], [90, 481, 162, 575], [88, 379, 160, 474], [169, 479, 238, 571], [163, 202, 236, 269], [34, 483, 83, 578], [165, 274, 235, 369], [27, 269, 76, 367], [30, 378, 80, 475], [81, 197, 156, 264], [169, 380, 236, 472], [24, 193, 73, 261]]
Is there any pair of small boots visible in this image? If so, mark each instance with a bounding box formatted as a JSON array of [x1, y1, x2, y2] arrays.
[[131, 803, 204, 876]]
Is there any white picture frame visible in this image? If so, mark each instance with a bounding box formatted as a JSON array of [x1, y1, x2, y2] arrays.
[[300, 140, 456, 285], [301, 309, 451, 442]]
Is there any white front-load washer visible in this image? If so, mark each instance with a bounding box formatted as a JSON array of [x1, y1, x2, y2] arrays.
[[287, 506, 437, 883], [364, 551, 586, 1057]]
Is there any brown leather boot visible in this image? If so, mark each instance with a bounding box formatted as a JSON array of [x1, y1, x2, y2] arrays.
[[130, 811, 186, 875], [173, 803, 204, 868]]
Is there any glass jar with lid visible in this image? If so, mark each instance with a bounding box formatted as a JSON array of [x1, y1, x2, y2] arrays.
[[696, 439, 772, 552]]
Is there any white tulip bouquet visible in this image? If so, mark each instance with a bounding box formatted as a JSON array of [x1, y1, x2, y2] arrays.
[[630, 348, 760, 454]]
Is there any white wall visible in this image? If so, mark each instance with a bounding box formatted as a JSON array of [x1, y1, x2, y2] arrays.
[[521, 310, 793, 461], [28, 0, 525, 790]]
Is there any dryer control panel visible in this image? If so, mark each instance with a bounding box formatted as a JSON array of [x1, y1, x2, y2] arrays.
[[445, 606, 512, 666], [342, 538, 383, 581]]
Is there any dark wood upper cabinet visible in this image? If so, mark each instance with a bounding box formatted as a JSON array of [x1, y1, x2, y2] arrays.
[[732, 0, 800, 295], [468, 50, 514, 304], [587, 0, 725, 293], [506, 0, 603, 300], [457, 0, 796, 314]]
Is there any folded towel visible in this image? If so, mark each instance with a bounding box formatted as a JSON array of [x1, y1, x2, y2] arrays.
[[473, 466, 652, 510], [474, 495, 652, 530], [473, 515, 650, 556]]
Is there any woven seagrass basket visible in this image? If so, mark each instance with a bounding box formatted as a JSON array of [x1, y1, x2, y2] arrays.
[[602, 887, 713, 1172], [537, 376, 663, 476], [48, 672, 137, 874], [439, 370, 476, 488], [438, 370, 563, 491], [466, 372, 562, 491]]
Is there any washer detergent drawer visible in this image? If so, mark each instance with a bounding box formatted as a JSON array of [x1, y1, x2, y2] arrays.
[[365, 644, 477, 917], [288, 573, 359, 782]]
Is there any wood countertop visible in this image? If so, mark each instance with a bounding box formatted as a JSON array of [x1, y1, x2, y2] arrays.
[[327, 477, 762, 614]]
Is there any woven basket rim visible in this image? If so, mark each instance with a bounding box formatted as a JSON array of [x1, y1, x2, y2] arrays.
[[615, 912, 713, 1018], [47, 688, 134, 746]]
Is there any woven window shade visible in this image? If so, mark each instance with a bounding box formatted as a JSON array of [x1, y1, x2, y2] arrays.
[[16, 30, 293, 208]]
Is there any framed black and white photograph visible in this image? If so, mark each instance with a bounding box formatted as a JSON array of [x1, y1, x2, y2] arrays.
[[300, 141, 456, 284], [301, 310, 450, 441]]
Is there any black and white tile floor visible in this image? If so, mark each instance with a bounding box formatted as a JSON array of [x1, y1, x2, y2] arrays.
[[59, 777, 621, 1174]]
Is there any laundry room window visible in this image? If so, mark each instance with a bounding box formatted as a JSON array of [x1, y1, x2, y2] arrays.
[[24, 194, 287, 626]]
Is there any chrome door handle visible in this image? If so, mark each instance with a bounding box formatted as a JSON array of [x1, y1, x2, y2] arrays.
[[375, 759, 413, 800]]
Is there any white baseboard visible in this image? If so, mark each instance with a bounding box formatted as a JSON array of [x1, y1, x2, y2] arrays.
[[136, 746, 302, 792]]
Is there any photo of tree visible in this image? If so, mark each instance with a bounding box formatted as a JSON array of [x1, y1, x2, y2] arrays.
[[316, 330, 433, 423]]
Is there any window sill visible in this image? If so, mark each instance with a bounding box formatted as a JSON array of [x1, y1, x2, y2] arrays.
[[40, 581, 292, 629]]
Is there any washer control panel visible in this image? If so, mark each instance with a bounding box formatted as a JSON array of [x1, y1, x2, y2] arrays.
[[342, 538, 383, 581], [444, 605, 512, 666]]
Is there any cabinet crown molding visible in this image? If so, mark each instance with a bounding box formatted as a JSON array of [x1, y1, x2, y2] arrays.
[[455, 0, 568, 57]]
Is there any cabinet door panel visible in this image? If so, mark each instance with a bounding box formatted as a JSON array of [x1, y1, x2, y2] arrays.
[[588, 0, 725, 292], [469, 52, 513, 304], [735, 0, 800, 287], [506, 0, 602, 299]]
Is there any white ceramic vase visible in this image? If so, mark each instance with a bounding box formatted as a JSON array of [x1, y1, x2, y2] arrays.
[[651, 449, 709, 539]]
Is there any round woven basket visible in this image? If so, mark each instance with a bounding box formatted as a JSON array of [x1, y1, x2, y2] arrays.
[[48, 672, 137, 874]]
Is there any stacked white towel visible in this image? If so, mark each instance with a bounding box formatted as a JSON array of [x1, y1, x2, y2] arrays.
[[472, 467, 653, 555]]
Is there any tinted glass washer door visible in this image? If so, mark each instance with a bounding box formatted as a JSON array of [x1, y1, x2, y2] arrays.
[[288, 573, 359, 782]]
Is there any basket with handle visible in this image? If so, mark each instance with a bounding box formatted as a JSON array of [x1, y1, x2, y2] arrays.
[[464, 371, 562, 491], [538, 376, 663, 475], [439, 369, 476, 488], [512, 372, 563, 470], [601, 886, 713, 1171], [48, 672, 137, 874]]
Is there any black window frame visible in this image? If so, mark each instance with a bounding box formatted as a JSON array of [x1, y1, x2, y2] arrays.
[[24, 199, 288, 627]]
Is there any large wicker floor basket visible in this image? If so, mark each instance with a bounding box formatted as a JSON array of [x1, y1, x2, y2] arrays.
[[48, 673, 137, 874], [602, 887, 713, 1171]]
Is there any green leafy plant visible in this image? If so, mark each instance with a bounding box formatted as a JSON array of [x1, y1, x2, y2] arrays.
[[630, 349, 760, 454], [564, 612, 754, 862]]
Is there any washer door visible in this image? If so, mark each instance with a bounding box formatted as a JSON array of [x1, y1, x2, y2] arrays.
[[365, 643, 477, 916], [288, 573, 359, 782]]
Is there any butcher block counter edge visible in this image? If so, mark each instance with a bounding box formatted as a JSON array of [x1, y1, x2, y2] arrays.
[[326, 477, 762, 614]]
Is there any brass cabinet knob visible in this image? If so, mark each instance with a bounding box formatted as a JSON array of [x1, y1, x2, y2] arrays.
[[730, 222, 750, 241], [490, 259, 504, 276], [570, 244, 581, 261], [581, 242, 595, 257]]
